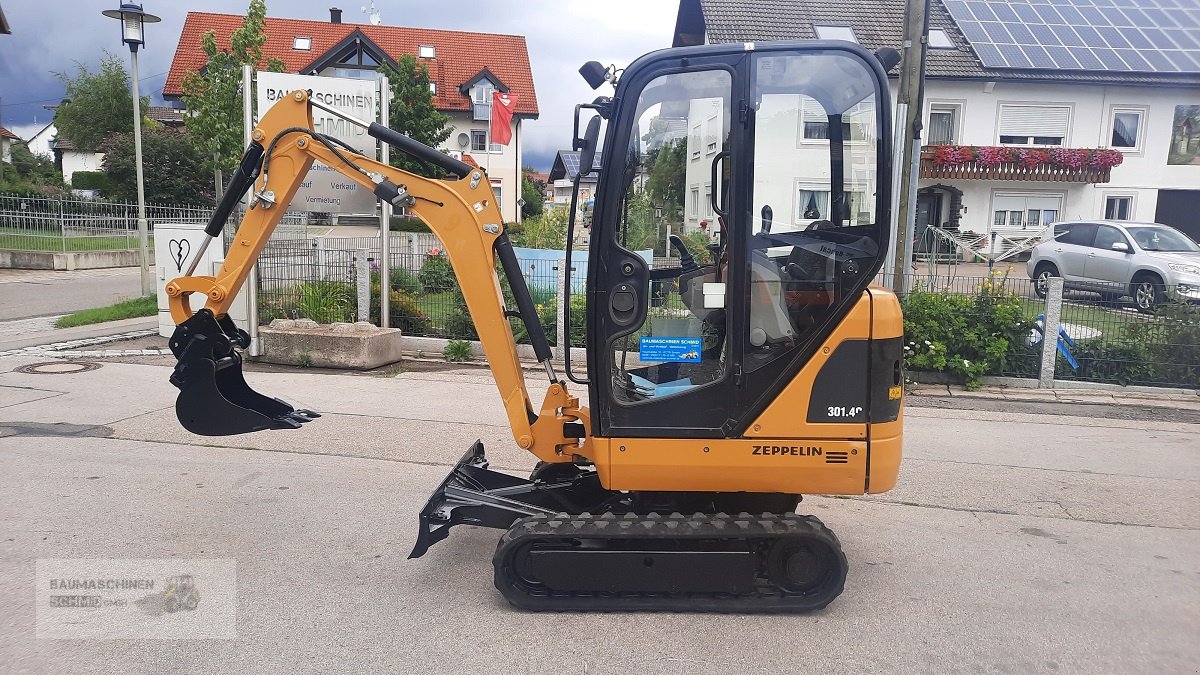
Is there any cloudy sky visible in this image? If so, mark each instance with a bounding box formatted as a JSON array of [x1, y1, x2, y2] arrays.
[[0, 0, 680, 170]]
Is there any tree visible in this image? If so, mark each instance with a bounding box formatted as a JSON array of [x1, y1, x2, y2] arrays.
[[101, 129, 213, 205], [53, 51, 147, 153], [182, 0, 284, 174], [521, 173, 544, 219], [644, 138, 687, 224], [7, 143, 60, 186], [380, 54, 451, 177]]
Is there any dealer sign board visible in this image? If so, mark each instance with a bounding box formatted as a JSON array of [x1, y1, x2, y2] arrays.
[[255, 71, 379, 214]]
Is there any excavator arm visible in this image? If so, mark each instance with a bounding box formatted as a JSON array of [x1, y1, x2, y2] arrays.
[[165, 90, 590, 466]]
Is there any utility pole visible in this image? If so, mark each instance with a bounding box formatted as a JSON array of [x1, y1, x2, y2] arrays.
[[890, 0, 929, 294]]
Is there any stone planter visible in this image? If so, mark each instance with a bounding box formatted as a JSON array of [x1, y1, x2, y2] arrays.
[[258, 319, 403, 370]]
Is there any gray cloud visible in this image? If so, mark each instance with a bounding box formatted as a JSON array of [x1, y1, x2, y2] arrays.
[[0, 0, 679, 169]]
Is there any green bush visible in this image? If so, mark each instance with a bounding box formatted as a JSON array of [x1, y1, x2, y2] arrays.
[[70, 171, 112, 192], [901, 275, 1031, 389], [368, 285, 433, 335], [1056, 341, 1156, 386], [371, 268, 421, 296], [389, 215, 429, 232], [444, 339, 473, 362], [443, 286, 477, 340], [418, 254, 456, 293], [294, 280, 356, 324]]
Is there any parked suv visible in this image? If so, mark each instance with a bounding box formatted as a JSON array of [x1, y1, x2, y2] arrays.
[[1027, 220, 1200, 312]]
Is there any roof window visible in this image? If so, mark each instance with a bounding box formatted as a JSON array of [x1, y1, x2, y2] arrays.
[[418, 44, 435, 59], [293, 36, 312, 50], [928, 29, 955, 49], [813, 25, 857, 43]]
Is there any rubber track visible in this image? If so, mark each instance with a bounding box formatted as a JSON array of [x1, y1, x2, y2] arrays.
[[493, 511, 848, 613]]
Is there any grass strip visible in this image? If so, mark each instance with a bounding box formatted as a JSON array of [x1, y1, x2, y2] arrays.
[[55, 296, 157, 328]]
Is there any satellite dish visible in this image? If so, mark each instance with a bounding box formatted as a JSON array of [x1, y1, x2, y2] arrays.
[[457, 132, 470, 149], [362, 1, 382, 25]]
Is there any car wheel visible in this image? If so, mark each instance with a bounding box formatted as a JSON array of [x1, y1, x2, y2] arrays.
[[1034, 264, 1058, 299], [1132, 275, 1165, 313]]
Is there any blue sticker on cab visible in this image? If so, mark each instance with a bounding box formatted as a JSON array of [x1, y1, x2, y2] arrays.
[[639, 336, 702, 362]]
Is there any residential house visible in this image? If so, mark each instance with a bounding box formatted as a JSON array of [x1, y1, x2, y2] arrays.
[[26, 121, 55, 158], [547, 151, 601, 209], [0, 127, 17, 164], [673, 0, 1200, 245], [43, 106, 186, 183], [163, 9, 539, 223]]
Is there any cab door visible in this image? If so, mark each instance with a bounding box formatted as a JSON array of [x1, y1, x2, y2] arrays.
[[587, 52, 747, 438], [587, 44, 891, 440]]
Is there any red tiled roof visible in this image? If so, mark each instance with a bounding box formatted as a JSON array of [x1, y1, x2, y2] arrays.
[[0, 126, 19, 140], [147, 106, 185, 124], [164, 12, 539, 117]]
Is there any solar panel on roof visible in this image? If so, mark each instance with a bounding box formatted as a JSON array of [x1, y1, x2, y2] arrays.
[[942, 0, 1200, 74]]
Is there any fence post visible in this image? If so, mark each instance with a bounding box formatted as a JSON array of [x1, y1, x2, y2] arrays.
[[556, 257, 568, 360], [1038, 276, 1065, 388], [354, 249, 370, 324]]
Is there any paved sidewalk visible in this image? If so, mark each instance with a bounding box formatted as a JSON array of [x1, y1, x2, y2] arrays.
[[0, 316, 159, 355], [910, 382, 1200, 410]]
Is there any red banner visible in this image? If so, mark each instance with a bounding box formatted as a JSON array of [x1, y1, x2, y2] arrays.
[[490, 91, 519, 146]]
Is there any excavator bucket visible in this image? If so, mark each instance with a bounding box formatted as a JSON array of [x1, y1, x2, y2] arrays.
[[169, 309, 319, 436]]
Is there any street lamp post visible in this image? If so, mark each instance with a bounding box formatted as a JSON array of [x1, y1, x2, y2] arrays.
[[102, 3, 160, 298]]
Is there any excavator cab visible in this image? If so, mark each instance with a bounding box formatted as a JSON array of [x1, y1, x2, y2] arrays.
[[164, 40, 902, 612], [576, 45, 895, 446]]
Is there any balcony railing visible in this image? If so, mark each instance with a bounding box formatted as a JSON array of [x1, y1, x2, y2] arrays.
[[919, 145, 1121, 184]]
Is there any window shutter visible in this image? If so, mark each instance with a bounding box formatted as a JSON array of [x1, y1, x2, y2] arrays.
[[999, 105, 1069, 137]]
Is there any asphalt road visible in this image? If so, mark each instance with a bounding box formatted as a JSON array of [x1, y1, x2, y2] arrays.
[[0, 268, 142, 321], [0, 360, 1197, 673]]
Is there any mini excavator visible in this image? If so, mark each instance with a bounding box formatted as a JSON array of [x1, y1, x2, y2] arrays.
[[165, 40, 905, 612]]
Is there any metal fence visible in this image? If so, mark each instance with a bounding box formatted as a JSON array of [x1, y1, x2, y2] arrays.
[[254, 233, 565, 342], [891, 270, 1199, 389], [0, 193, 214, 252]]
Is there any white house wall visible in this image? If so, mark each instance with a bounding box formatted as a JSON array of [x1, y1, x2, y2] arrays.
[[439, 112, 523, 223], [914, 79, 1200, 234], [62, 151, 103, 184]]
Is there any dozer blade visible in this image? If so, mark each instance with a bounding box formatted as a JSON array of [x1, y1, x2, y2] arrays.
[[169, 309, 320, 436]]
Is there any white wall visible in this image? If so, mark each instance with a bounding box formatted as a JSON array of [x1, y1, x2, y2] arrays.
[[1, 138, 10, 164], [27, 123, 55, 158], [439, 112, 523, 223], [916, 79, 1200, 234], [62, 151, 103, 183]]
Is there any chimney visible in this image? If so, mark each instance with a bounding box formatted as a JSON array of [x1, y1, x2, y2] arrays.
[[329, 7, 342, 23]]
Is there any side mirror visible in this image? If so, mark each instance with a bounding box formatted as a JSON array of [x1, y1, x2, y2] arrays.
[[1111, 242, 1130, 253], [579, 61, 609, 90], [578, 115, 602, 177]]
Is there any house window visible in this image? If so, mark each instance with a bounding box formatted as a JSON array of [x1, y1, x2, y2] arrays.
[[1110, 109, 1142, 151], [813, 25, 857, 43], [704, 184, 712, 216], [705, 116, 719, 155], [690, 124, 702, 159], [799, 97, 863, 142], [1105, 195, 1133, 220], [491, 179, 503, 210], [991, 193, 1062, 231], [472, 82, 494, 121], [418, 45, 436, 59], [998, 104, 1070, 146], [470, 129, 501, 153], [429, 82, 437, 95], [928, 29, 955, 49], [927, 105, 959, 144], [293, 36, 312, 51], [690, 187, 700, 217]]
